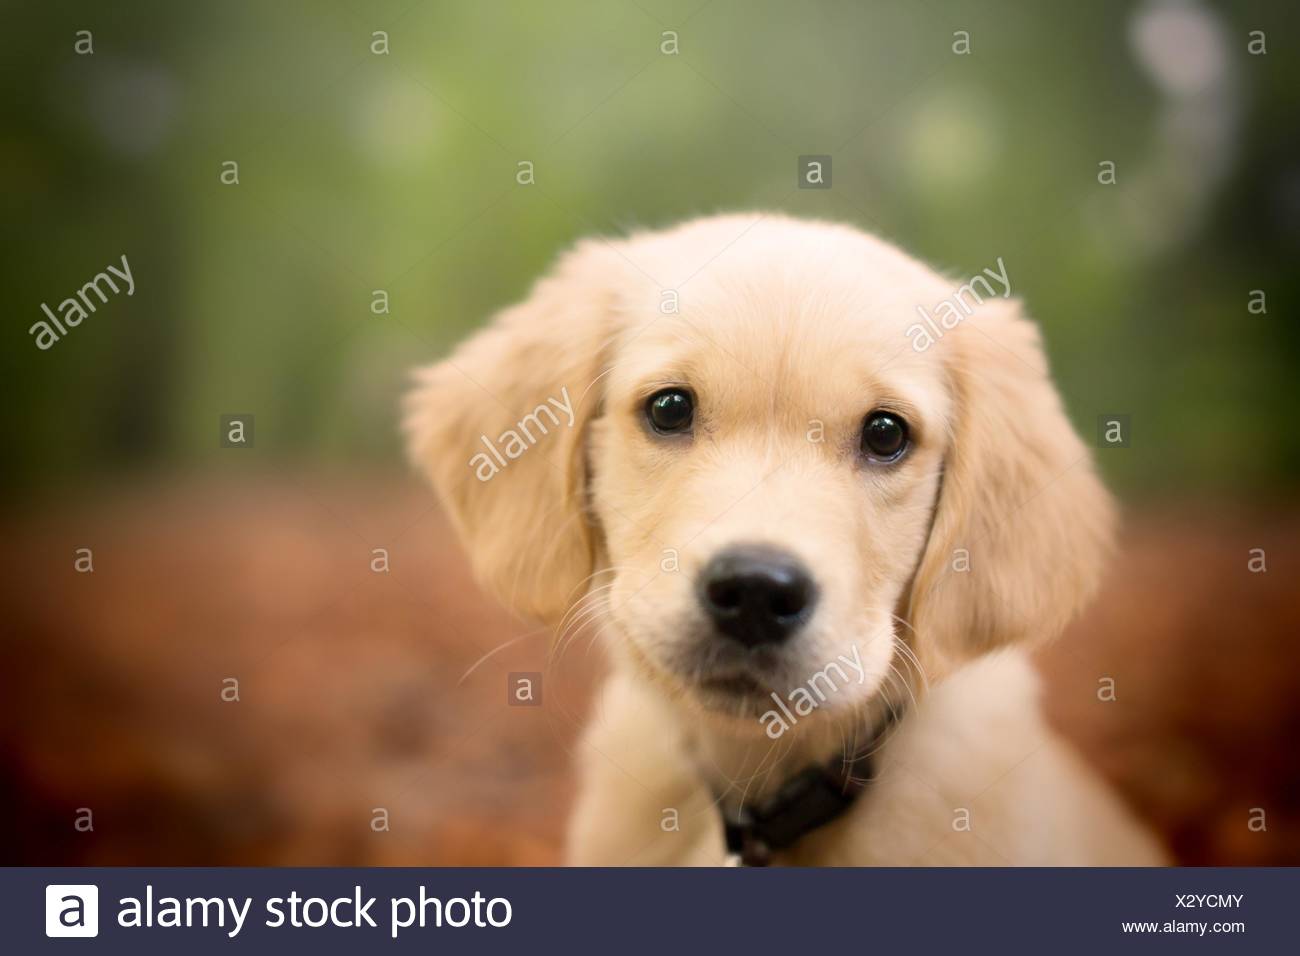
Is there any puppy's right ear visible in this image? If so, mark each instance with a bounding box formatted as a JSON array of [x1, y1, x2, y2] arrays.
[[403, 240, 622, 625]]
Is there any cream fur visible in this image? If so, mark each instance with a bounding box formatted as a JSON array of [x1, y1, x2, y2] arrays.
[[405, 213, 1167, 866]]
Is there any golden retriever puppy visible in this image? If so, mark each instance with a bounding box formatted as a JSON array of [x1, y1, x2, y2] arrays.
[[405, 214, 1166, 866]]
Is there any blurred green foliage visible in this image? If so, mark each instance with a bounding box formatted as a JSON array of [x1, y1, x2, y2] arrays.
[[3, 0, 1297, 498]]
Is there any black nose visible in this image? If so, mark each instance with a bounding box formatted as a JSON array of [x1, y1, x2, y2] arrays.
[[698, 545, 817, 647]]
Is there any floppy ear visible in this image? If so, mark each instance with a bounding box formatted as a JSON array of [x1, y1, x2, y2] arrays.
[[403, 240, 620, 625], [906, 303, 1115, 676]]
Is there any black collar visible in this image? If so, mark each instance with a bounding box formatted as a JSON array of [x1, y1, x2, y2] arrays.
[[717, 706, 902, 866]]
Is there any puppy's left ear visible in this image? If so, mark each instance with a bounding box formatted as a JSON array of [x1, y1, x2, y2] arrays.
[[403, 239, 623, 625], [906, 302, 1116, 676]]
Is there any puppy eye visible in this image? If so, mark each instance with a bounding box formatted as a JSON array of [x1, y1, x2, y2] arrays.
[[646, 388, 694, 434], [860, 410, 909, 462]]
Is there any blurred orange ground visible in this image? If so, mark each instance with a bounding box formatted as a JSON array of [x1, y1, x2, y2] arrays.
[[2, 474, 1297, 865]]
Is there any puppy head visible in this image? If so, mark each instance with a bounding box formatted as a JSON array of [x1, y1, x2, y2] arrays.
[[406, 215, 1113, 730]]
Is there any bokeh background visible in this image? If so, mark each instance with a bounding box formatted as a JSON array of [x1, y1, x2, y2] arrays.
[[2, 0, 1298, 864]]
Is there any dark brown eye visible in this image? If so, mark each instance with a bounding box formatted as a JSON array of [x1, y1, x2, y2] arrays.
[[646, 388, 694, 434], [861, 411, 908, 462]]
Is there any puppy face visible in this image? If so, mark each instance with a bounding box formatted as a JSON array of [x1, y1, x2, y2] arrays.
[[407, 215, 1113, 731], [587, 263, 950, 719]]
